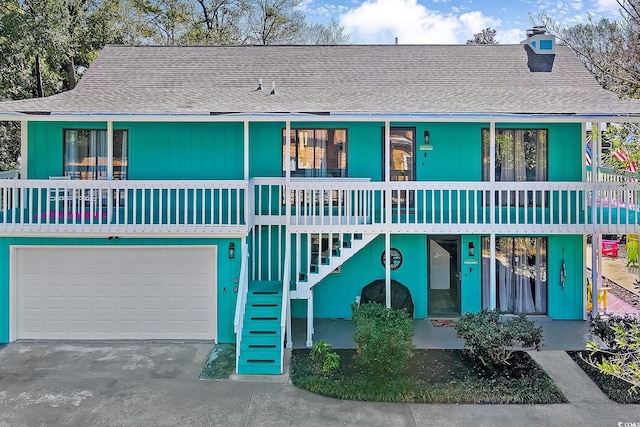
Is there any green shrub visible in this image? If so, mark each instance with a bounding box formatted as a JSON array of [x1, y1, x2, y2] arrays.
[[591, 314, 640, 350], [585, 316, 640, 394], [351, 302, 414, 380], [309, 340, 340, 378], [455, 309, 543, 367]]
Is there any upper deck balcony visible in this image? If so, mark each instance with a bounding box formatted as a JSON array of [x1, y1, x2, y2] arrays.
[[0, 177, 637, 236]]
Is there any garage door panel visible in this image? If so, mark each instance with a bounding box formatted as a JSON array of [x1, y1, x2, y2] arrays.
[[15, 246, 217, 340]]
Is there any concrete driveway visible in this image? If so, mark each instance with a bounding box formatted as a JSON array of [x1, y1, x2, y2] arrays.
[[1, 342, 640, 427]]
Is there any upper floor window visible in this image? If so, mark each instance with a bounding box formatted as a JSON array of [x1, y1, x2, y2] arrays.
[[282, 129, 347, 177], [482, 129, 547, 182], [64, 129, 128, 180]]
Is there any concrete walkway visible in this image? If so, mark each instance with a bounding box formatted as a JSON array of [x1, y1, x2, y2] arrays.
[[528, 350, 609, 403], [1, 342, 639, 427]]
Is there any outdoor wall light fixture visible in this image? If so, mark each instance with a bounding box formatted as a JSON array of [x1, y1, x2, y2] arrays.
[[419, 130, 433, 151], [468, 242, 475, 257], [229, 242, 235, 259]]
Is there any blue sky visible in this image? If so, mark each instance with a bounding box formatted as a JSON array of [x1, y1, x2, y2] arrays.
[[298, 0, 623, 44]]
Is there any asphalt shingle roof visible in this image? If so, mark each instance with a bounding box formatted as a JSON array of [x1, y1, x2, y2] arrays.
[[1, 44, 640, 117]]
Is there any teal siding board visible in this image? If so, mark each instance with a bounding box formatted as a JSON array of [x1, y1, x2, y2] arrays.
[[249, 122, 285, 178], [28, 121, 244, 180], [28, 121, 582, 181], [0, 237, 241, 344], [309, 235, 428, 319], [124, 122, 243, 180]]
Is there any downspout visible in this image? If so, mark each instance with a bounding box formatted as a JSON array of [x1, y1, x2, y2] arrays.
[[384, 121, 391, 308], [489, 121, 497, 309]]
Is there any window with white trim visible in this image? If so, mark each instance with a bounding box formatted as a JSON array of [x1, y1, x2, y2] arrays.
[[63, 129, 128, 180]]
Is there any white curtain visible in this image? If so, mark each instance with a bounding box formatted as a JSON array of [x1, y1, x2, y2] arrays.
[[484, 237, 547, 314], [114, 131, 128, 180]]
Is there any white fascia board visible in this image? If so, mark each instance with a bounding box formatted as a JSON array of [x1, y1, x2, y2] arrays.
[[1, 111, 640, 124]]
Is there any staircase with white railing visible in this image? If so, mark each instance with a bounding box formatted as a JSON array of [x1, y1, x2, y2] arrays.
[[292, 232, 378, 298]]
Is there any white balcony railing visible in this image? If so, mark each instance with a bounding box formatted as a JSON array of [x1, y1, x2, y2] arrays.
[[0, 179, 247, 235], [253, 179, 640, 235], [1, 178, 638, 235]]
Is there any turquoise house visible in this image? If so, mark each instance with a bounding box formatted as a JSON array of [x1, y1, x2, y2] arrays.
[[1, 30, 639, 374]]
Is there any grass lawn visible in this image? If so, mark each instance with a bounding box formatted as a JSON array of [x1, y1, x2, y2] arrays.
[[290, 348, 566, 404], [567, 351, 640, 404]]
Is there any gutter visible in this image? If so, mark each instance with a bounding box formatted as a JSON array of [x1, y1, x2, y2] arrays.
[[1, 111, 640, 123]]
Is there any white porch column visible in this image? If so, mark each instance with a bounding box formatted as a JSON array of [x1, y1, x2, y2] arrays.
[[489, 122, 497, 309], [591, 122, 601, 317], [384, 121, 391, 308], [243, 121, 250, 230], [20, 120, 27, 178], [107, 121, 113, 180], [490, 233, 496, 309], [306, 288, 314, 347], [286, 294, 292, 349], [243, 120, 249, 181]]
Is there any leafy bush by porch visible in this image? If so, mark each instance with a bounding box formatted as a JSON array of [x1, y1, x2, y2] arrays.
[[351, 302, 414, 380], [568, 314, 640, 402], [454, 309, 543, 367]]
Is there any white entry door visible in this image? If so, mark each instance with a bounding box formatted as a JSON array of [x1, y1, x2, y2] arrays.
[[12, 246, 217, 341]]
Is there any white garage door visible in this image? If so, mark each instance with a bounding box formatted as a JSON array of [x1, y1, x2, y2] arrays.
[[13, 246, 217, 341]]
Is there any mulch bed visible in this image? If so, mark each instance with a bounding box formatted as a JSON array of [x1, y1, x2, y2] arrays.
[[567, 350, 640, 404]]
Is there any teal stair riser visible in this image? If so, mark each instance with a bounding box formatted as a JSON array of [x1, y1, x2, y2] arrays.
[[241, 334, 281, 346], [238, 281, 283, 375], [243, 320, 280, 331], [237, 363, 281, 375]]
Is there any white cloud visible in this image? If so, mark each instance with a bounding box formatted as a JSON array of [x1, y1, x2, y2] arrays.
[[460, 11, 501, 34], [499, 28, 527, 44], [595, 0, 620, 12], [339, 0, 500, 44]]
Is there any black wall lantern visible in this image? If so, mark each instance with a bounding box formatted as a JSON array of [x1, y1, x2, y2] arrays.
[[468, 242, 475, 257], [228, 242, 235, 259], [420, 130, 433, 151]]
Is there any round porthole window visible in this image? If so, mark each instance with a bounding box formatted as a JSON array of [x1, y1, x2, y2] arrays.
[[381, 247, 403, 271]]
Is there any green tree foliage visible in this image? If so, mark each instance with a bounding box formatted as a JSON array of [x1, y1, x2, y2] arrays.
[[238, 0, 303, 45], [600, 123, 640, 176], [466, 27, 498, 45], [0, 0, 350, 170], [539, 0, 640, 98], [0, 0, 141, 170]]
